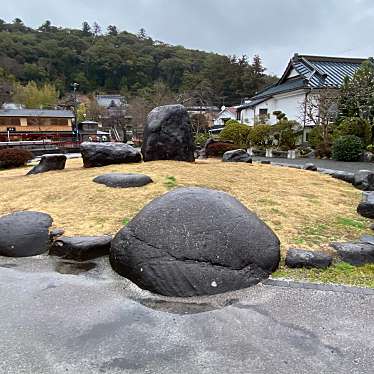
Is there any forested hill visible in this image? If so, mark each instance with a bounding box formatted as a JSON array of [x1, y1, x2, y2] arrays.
[[0, 19, 277, 106]]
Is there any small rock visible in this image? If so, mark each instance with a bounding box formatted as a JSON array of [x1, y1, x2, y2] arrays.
[[330, 241, 374, 265], [50, 236, 112, 261], [141, 105, 195, 162], [50, 228, 65, 239], [222, 149, 252, 163], [27, 154, 67, 175], [330, 171, 355, 184], [93, 173, 153, 188], [353, 170, 374, 191], [80, 142, 142, 168], [360, 235, 374, 246], [261, 160, 271, 165], [304, 163, 317, 171], [285, 248, 332, 269], [0, 211, 53, 257], [357, 192, 374, 219]]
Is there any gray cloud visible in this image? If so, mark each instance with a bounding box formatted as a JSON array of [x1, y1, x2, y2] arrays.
[[2, 0, 374, 75]]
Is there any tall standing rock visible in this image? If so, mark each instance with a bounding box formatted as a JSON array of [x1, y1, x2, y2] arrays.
[[141, 105, 195, 162], [110, 187, 280, 297]]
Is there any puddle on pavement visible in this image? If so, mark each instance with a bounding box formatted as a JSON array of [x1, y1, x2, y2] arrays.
[[55, 261, 97, 275], [136, 297, 240, 315]]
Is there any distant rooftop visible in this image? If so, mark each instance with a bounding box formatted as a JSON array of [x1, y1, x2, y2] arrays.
[[0, 109, 74, 118]]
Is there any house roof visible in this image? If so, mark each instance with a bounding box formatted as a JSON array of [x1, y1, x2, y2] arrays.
[[0, 109, 74, 118], [248, 54, 366, 105]]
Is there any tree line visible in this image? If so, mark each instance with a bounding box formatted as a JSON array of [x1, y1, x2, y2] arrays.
[[0, 18, 277, 108]]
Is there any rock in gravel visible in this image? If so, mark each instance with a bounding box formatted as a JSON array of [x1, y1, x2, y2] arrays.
[[80, 142, 141, 168], [27, 154, 67, 175], [50, 236, 112, 261], [357, 192, 374, 219], [285, 248, 332, 269], [50, 228, 65, 239], [0, 211, 53, 257], [93, 173, 153, 188], [353, 170, 374, 191], [261, 160, 271, 165], [110, 187, 280, 297], [223, 149, 252, 163], [304, 163, 317, 171], [330, 241, 374, 265], [141, 105, 195, 162]]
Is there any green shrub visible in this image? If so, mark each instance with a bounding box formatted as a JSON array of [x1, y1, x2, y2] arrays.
[[367, 144, 374, 152], [0, 148, 33, 169], [272, 120, 300, 150], [194, 132, 210, 146], [333, 117, 372, 146], [308, 126, 324, 149], [219, 120, 251, 148], [332, 135, 363, 161], [250, 124, 273, 148]]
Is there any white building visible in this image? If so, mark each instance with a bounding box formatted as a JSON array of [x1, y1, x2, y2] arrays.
[[211, 106, 238, 132], [237, 54, 366, 141]]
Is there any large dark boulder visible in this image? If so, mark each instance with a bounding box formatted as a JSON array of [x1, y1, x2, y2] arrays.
[[223, 149, 252, 163], [330, 241, 374, 265], [353, 170, 374, 191], [50, 236, 112, 261], [110, 187, 280, 297], [141, 105, 194, 162], [0, 211, 53, 257], [80, 142, 141, 168], [93, 173, 153, 188], [285, 248, 332, 269], [27, 154, 67, 175], [357, 192, 374, 219]]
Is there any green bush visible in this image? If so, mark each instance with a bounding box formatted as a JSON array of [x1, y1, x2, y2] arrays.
[[367, 144, 374, 153], [272, 120, 300, 150], [250, 124, 273, 148], [194, 132, 210, 146], [219, 120, 251, 148], [332, 135, 363, 161], [333, 117, 372, 146], [0, 148, 33, 169]]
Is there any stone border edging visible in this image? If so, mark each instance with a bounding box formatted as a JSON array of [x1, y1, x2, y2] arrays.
[[263, 278, 374, 295]]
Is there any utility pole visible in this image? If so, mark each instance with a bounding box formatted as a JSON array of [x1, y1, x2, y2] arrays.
[[71, 82, 80, 142]]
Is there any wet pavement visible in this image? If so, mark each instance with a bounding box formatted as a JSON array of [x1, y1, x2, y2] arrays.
[[0, 255, 373, 374], [253, 157, 374, 173]]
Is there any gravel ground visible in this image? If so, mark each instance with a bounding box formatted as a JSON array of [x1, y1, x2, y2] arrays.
[[0, 256, 373, 374], [253, 157, 374, 173]]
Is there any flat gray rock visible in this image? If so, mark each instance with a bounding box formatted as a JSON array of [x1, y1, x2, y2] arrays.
[[27, 154, 67, 175], [0, 211, 53, 257], [50, 235, 112, 261], [330, 241, 374, 265], [110, 187, 280, 297], [93, 173, 153, 188], [223, 149, 252, 163], [285, 248, 332, 269], [81, 142, 142, 168]]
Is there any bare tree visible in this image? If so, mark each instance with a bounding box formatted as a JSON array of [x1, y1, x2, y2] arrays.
[[299, 88, 339, 147]]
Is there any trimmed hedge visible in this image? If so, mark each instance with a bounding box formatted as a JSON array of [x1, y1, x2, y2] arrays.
[[332, 135, 363, 161], [0, 148, 33, 169]]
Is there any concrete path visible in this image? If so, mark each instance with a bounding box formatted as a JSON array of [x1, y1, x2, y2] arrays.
[[0, 256, 373, 374], [253, 157, 374, 173]]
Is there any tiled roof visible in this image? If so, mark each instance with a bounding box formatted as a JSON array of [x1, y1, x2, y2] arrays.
[[249, 54, 366, 103], [0, 109, 74, 118]]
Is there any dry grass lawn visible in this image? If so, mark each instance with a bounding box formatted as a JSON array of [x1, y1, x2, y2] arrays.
[[0, 158, 371, 257]]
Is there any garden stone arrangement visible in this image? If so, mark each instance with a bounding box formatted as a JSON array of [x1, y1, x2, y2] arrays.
[[330, 236, 374, 265], [80, 142, 142, 167], [141, 104, 195, 162], [285, 248, 332, 269], [110, 187, 281, 297], [27, 154, 67, 175], [0, 211, 53, 257], [222, 149, 252, 163], [93, 173, 153, 188]]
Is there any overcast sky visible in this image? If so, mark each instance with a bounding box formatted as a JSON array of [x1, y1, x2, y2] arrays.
[[2, 0, 374, 76]]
